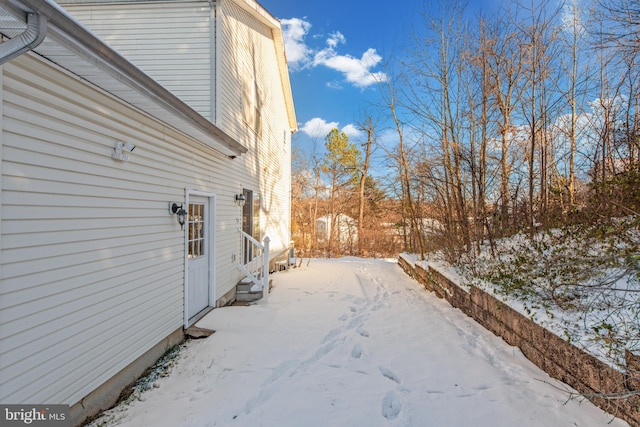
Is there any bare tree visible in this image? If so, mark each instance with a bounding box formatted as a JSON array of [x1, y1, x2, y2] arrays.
[[291, 146, 311, 252], [559, 0, 589, 210], [484, 11, 526, 234], [516, 0, 562, 230], [355, 115, 376, 255], [379, 70, 426, 259], [290, 137, 327, 256], [322, 128, 360, 257], [468, 17, 498, 254], [595, 0, 640, 58], [399, 0, 477, 258]]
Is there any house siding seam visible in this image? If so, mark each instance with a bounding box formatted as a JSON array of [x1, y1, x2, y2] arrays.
[[63, 0, 291, 260], [60, 0, 293, 276], [1, 0, 294, 418], [0, 53, 239, 405], [62, 1, 213, 120], [218, 0, 291, 257]]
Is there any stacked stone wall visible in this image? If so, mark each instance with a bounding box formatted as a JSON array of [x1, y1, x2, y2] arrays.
[[398, 255, 639, 427]]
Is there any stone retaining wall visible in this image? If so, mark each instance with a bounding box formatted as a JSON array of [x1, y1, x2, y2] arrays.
[[398, 255, 639, 427]]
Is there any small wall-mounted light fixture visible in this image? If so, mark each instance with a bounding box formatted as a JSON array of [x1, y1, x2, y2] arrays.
[[169, 202, 187, 230], [112, 141, 136, 162], [235, 193, 246, 207]]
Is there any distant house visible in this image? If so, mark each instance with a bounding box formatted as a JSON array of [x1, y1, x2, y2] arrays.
[[0, 0, 296, 425], [317, 214, 358, 246]]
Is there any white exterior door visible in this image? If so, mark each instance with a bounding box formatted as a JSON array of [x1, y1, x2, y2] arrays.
[[186, 195, 213, 322]]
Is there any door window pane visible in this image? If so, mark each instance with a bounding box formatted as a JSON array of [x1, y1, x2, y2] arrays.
[[188, 202, 205, 259]]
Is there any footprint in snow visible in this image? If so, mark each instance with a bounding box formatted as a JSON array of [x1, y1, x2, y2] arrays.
[[322, 327, 342, 344], [351, 343, 363, 359], [379, 366, 401, 384], [381, 391, 402, 420], [356, 327, 369, 337]]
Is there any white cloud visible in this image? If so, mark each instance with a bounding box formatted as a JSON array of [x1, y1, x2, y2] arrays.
[[299, 119, 363, 140], [326, 31, 346, 48], [281, 18, 313, 70], [280, 17, 387, 89], [341, 124, 362, 139], [300, 117, 339, 138], [314, 46, 387, 88]]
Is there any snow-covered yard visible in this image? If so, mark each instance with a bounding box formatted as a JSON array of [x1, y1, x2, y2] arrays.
[[452, 221, 639, 369], [88, 258, 629, 427]]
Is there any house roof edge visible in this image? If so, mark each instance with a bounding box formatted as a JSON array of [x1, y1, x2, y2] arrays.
[[2, 0, 248, 157]]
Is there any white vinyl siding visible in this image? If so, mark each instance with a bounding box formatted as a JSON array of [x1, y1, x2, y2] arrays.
[[62, 1, 214, 120], [0, 53, 240, 405], [1, 0, 294, 409], [61, 0, 292, 259], [218, 0, 292, 256]]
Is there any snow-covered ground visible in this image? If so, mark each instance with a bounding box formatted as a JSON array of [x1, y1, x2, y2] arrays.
[[88, 258, 629, 427], [446, 223, 640, 369]]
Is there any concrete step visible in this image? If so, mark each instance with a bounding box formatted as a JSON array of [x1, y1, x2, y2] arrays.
[[236, 282, 255, 293], [235, 289, 263, 302], [236, 276, 263, 303]]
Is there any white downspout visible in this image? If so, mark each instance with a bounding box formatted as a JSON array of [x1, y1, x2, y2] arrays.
[[0, 12, 47, 65]]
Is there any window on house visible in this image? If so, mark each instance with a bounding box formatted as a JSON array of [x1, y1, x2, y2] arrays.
[[252, 192, 261, 241], [242, 64, 262, 136], [242, 189, 261, 263], [242, 190, 261, 241], [188, 202, 205, 259]]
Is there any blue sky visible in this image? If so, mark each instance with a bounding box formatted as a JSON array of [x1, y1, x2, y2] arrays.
[[258, 0, 622, 197], [260, 0, 590, 180], [260, 0, 420, 149], [260, 0, 507, 165]]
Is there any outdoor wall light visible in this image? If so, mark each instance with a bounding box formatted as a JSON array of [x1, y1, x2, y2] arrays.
[[235, 193, 246, 207], [170, 202, 187, 230], [112, 141, 136, 162]]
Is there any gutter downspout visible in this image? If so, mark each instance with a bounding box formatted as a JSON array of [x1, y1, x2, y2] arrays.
[[0, 12, 47, 65]]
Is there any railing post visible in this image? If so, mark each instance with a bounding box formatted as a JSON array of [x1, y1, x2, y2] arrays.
[[263, 236, 270, 294]]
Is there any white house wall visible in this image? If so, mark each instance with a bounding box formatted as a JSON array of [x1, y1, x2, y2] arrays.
[[61, 0, 293, 263], [217, 0, 292, 256], [0, 53, 243, 405], [62, 1, 215, 121]]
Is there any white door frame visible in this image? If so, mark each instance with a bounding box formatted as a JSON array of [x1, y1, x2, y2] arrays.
[[184, 189, 216, 328]]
